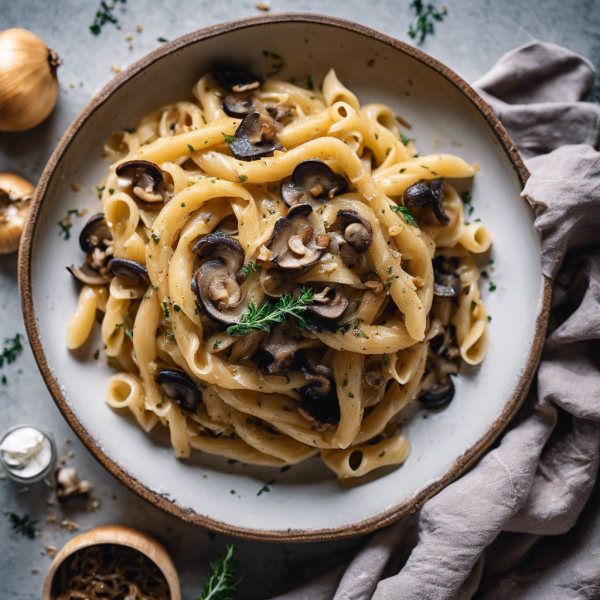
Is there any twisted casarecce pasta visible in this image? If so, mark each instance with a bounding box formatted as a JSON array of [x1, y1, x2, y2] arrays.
[[67, 65, 492, 480]]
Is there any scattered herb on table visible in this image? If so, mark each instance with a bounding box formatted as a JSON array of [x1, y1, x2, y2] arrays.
[[5, 512, 37, 539], [227, 288, 314, 336], [489, 282, 497, 292], [157, 37, 168, 43], [0, 334, 23, 368], [408, 0, 447, 45], [90, 0, 127, 36], [306, 74, 314, 90], [197, 545, 239, 600]]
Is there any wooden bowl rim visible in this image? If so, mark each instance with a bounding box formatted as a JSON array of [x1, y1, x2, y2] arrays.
[[41, 525, 181, 600], [19, 12, 552, 543]]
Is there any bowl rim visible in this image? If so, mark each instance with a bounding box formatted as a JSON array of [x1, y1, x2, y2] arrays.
[[18, 12, 552, 543]]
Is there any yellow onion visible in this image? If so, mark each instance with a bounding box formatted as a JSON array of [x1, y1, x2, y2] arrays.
[[0, 173, 35, 253], [0, 28, 61, 132]]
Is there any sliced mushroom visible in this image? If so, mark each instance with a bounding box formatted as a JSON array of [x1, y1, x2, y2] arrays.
[[193, 235, 245, 274], [281, 160, 348, 210], [430, 325, 461, 360], [265, 204, 328, 270], [215, 214, 239, 237], [55, 467, 93, 503], [0, 173, 34, 254], [254, 323, 313, 374], [403, 179, 449, 226], [301, 282, 348, 320], [229, 112, 282, 161], [362, 272, 384, 294], [258, 267, 293, 298], [192, 235, 247, 324], [67, 262, 108, 286], [297, 366, 340, 425], [419, 375, 455, 409], [116, 160, 165, 203], [156, 369, 203, 413], [334, 210, 372, 253], [214, 65, 262, 93], [364, 362, 385, 388], [222, 94, 254, 118], [432, 255, 462, 297], [107, 257, 150, 286], [79, 213, 112, 253]]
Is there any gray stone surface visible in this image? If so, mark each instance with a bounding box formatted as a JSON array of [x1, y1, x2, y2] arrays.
[[0, 1, 599, 598]]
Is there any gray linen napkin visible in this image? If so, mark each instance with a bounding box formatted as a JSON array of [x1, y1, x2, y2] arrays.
[[272, 41, 600, 600]]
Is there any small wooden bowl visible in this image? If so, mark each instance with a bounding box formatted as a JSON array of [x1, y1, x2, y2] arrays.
[[42, 525, 181, 600]]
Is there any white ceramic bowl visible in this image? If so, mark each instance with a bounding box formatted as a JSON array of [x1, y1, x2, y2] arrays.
[[19, 14, 551, 542]]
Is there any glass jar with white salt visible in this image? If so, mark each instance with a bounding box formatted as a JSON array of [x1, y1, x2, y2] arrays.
[[0, 424, 56, 484]]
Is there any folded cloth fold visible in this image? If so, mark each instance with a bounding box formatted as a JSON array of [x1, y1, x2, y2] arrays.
[[271, 41, 600, 600]]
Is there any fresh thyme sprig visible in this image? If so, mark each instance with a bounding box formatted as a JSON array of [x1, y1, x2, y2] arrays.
[[226, 288, 314, 337], [5, 512, 37, 539], [408, 0, 447, 45], [198, 545, 239, 600]]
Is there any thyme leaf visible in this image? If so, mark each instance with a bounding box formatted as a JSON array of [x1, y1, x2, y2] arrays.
[[226, 288, 313, 336]]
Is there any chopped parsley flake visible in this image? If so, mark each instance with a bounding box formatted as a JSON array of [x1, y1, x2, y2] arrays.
[[239, 174, 248, 183], [382, 354, 390, 366], [489, 283, 497, 292], [188, 144, 195, 152], [390, 205, 419, 227], [223, 133, 237, 144], [152, 233, 160, 244], [162, 302, 170, 318]]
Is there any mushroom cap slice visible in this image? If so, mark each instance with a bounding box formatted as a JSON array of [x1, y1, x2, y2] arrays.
[[193, 235, 245, 274], [432, 255, 462, 297], [335, 209, 373, 253], [265, 204, 328, 270], [222, 94, 254, 118], [193, 261, 246, 325], [229, 112, 282, 161], [281, 160, 348, 209], [254, 323, 313, 374], [301, 282, 348, 320], [156, 369, 203, 413], [116, 160, 165, 203], [403, 179, 449, 226], [79, 213, 112, 253], [364, 362, 385, 388], [258, 266, 293, 298], [214, 65, 263, 93], [0, 173, 34, 254], [297, 367, 340, 424], [67, 262, 108, 286], [107, 257, 150, 286], [418, 375, 455, 409]]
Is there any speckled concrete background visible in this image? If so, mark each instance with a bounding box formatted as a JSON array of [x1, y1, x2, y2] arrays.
[[1, 1, 599, 598]]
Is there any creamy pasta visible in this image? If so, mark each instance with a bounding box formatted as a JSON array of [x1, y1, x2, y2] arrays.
[[67, 66, 491, 480]]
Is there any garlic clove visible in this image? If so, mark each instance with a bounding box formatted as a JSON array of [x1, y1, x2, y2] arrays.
[[0, 173, 34, 254]]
